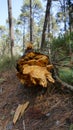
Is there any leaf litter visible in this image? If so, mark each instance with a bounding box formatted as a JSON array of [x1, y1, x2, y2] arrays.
[[0, 70, 73, 130]]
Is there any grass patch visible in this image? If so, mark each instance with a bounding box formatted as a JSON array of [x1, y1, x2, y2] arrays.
[[59, 67, 73, 85], [0, 56, 19, 72]]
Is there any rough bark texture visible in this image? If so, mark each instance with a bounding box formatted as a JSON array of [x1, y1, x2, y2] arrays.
[[7, 0, 14, 58], [30, 0, 33, 42], [41, 0, 51, 49]]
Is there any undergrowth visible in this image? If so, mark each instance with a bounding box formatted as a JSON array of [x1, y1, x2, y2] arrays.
[[59, 67, 73, 85], [0, 56, 19, 72]]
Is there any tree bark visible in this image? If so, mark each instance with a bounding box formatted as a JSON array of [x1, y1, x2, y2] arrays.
[[68, 0, 71, 33], [7, 0, 14, 59], [23, 22, 25, 53], [41, 0, 51, 49], [30, 0, 33, 43], [63, 0, 66, 31]]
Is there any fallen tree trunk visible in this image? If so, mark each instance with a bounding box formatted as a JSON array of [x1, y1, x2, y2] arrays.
[[16, 51, 55, 87]]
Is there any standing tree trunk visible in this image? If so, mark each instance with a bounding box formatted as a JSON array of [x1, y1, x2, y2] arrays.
[[41, 0, 51, 49], [30, 0, 33, 43], [68, 0, 72, 58], [23, 22, 25, 53], [68, 0, 71, 33], [48, 13, 51, 61], [7, 0, 14, 59], [63, 0, 66, 32]]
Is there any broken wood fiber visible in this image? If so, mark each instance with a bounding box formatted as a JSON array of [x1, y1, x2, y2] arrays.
[[16, 51, 55, 88]]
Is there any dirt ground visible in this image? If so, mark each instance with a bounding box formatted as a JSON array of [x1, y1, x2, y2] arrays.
[[0, 69, 73, 130]]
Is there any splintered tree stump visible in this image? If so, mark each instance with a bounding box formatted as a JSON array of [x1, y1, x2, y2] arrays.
[[16, 51, 55, 87]]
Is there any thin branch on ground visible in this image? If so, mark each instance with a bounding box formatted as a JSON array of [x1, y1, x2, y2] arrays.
[[23, 120, 26, 130], [54, 68, 73, 91]]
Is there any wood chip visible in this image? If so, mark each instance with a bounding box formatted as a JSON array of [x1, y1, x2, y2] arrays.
[[13, 104, 22, 124], [13, 101, 29, 124]]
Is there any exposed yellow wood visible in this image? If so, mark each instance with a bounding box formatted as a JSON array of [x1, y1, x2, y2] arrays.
[[13, 102, 29, 124], [16, 51, 55, 87]]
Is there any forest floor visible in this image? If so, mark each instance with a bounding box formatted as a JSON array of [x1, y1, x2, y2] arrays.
[[0, 69, 73, 130]]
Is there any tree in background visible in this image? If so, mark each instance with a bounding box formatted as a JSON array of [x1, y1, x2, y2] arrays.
[[55, 0, 73, 34], [67, 0, 73, 33], [30, 0, 33, 42], [0, 26, 9, 57], [7, 0, 14, 59], [0, 0, 73, 58], [41, 0, 51, 49], [20, 0, 43, 48]]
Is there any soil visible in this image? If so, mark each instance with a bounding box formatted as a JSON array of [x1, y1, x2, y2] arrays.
[[0, 69, 73, 130]]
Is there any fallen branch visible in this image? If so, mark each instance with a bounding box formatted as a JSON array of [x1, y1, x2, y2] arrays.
[[54, 56, 70, 63], [23, 120, 26, 130], [53, 63, 73, 68], [54, 68, 73, 91]]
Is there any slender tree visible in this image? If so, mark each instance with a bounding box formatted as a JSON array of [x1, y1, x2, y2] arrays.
[[63, 0, 66, 31], [20, 0, 43, 46], [68, 0, 71, 33], [7, 0, 14, 59], [30, 0, 33, 42], [41, 0, 51, 49]]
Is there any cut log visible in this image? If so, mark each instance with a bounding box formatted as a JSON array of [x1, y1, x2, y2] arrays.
[[16, 51, 55, 87]]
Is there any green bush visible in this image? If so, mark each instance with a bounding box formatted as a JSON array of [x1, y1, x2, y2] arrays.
[[51, 32, 73, 57]]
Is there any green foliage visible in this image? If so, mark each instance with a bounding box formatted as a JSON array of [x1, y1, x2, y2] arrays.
[[20, 0, 43, 46], [59, 67, 73, 85], [50, 32, 73, 60], [69, 124, 73, 130], [21, 0, 43, 21], [51, 35, 66, 50], [0, 56, 19, 72]]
